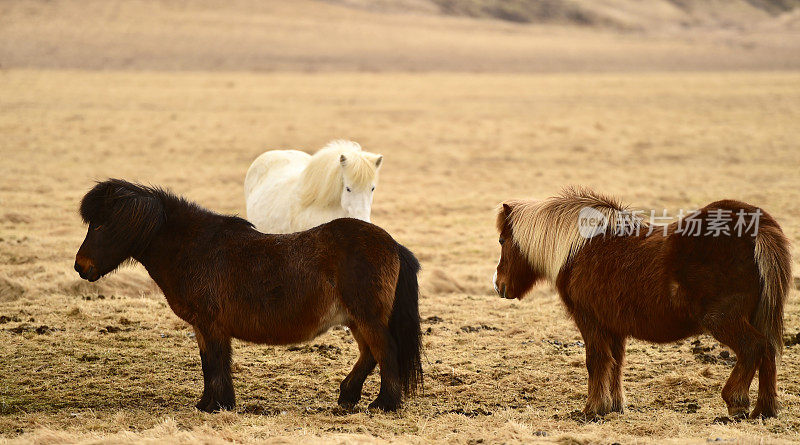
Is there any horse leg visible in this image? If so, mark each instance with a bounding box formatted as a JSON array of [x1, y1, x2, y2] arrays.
[[194, 328, 235, 412], [751, 345, 780, 418], [609, 335, 626, 413], [575, 316, 613, 416], [338, 326, 377, 409], [703, 315, 765, 418], [358, 322, 401, 411], [195, 328, 213, 410]]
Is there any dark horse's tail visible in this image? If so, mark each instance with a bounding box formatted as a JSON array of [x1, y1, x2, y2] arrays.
[[752, 211, 792, 359], [390, 243, 423, 396]]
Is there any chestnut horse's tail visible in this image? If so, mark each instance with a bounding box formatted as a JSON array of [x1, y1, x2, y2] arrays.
[[390, 244, 423, 396], [752, 215, 792, 359]]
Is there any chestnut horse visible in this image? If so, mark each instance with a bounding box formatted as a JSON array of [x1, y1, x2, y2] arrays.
[[74, 179, 422, 412], [494, 187, 790, 418]]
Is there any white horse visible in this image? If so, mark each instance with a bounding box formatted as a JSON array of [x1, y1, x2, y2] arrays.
[[244, 140, 383, 233]]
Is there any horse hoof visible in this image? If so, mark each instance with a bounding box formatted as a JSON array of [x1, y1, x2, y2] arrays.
[[727, 405, 749, 419], [195, 399, 215, 413], [582, 402, 611, 418], [196, 398, 235, 413], [337, 399, 359, 410], [750, 401, 780, 419], [580, 410, 605, 420], [569, 409, 600, 423], [368, 398, 400, 412], [338, 392, 361, 410]]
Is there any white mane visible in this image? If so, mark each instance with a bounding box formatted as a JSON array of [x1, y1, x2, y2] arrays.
[[506, 187, 627, 282], [299, 140, 380, 208]]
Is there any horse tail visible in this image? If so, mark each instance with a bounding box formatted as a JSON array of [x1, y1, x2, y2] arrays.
[[389, 243, 423, 396], [752, 212, 792, 360]]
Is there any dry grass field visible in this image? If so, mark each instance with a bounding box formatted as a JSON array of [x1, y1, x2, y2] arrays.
[[2, 70, 800, 444], [2, 0, 800, 444]]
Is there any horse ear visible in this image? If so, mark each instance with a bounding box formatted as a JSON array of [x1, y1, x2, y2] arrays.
[[374, 154, 383, 168], [497, 202, 514, 232], [339, 154, 347, 166]]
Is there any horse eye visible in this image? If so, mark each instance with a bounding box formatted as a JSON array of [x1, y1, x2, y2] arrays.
[[371, 186, 375, 192], [94, 225, 103, 231], [346, 187, 351, 192], [499, 237, 505, 245]]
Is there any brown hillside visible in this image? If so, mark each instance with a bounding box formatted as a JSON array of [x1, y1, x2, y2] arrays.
[[0, 0, 799, 71]]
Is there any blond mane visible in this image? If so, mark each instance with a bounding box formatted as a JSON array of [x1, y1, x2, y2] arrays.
[[299, 140, 381, 208], [503, 187, 628, 283]]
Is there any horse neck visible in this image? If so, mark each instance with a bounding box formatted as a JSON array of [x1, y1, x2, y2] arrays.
[[132, 200, 207, 290]]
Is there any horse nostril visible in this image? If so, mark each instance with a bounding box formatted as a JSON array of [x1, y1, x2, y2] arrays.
[[74, 262, 82, 273]]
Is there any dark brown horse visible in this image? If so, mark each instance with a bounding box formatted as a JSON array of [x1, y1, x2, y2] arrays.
[[494, 187, 790, 418], [74, 179, 422, 412]]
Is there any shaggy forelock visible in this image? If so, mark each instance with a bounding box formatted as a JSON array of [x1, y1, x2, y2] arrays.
[[342, 152, 379, 188], [79, 179, 167, 255], [80, 179, 157, 223]]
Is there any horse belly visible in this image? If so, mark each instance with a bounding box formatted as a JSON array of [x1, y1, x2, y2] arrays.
[[627, 312, 699, 343], [567, 263, 699, 343], [604, 284, 700, 343], [225, 291, 349, 345]]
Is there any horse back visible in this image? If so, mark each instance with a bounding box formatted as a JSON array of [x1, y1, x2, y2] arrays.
[[244, 149, 310, 197]]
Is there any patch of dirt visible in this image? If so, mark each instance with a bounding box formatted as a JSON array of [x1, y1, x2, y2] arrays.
[[99, 325, 134, 334], [691, 339, 736, 367], [445, 407, 493, 417], [542, 339, 585, 349], [0, 315, 22, 324], [460, 324, 500, 333], [6, 324, 58, 335], [286, 344, 342, 359], [674, 398, 701, 414], [712, 416, 744, 425], [785, 332, 800, 347]]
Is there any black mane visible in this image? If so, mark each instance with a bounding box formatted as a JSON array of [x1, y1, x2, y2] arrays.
[[80, 179, 252, 229]]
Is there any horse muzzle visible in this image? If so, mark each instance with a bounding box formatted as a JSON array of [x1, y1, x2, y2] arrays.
[[74, 261, 100, 282], [494, 282, 514, 300]]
